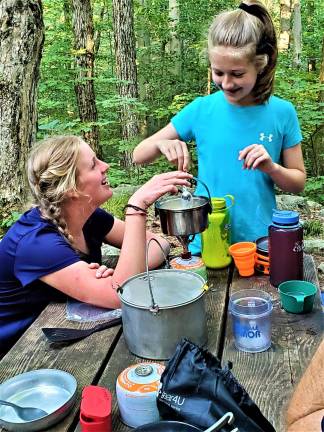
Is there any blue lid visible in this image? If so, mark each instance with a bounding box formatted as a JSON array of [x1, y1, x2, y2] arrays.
[[272, 210, 299, 224]]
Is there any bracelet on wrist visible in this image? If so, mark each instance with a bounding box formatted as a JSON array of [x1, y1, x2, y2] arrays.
[[123, 203, 148, 214]]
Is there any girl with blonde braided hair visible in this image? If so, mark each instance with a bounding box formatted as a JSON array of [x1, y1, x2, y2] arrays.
[[0, 135, 192, 353], [133, 1, 306, 254]]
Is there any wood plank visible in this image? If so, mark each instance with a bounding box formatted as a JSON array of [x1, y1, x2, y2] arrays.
[[85, 267, 230, 432], [0, 302, 121, 432], [222, 254, 323, 432]]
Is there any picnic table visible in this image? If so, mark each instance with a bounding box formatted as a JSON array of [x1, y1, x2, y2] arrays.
[[0, 254, 322, 432]]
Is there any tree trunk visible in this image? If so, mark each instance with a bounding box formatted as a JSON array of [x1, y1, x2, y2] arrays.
[[167, 0, 181, 74], [292, 0, 302, 68], [320, 37, 324, 104], [112, 0, 139, 168], [168, 0, 179, 50], [94, 5, 107, 55], [0, 0, 44, 216], [279, 0, 293, 52], [71, 0, 100, 155], [63, 0, 72, 28]]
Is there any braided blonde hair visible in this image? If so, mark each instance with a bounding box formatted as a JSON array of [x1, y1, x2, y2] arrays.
[[27, 135, 83, 244], [208, 1, 277, 104]]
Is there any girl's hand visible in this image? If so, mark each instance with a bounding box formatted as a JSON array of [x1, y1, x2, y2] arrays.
[[129, 171, 193, 209], [156, 139, 190, 171], [88, 263, 114, 278], [239, 144, 276, 174]]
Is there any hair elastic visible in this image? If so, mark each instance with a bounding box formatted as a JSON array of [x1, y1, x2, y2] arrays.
[[123, 203, 147, 214], [238, 3, 265, 23]]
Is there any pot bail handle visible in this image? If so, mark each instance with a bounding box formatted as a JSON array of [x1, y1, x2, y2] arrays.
[[191, 177, 212, 213], [145, 238, 170, 313]]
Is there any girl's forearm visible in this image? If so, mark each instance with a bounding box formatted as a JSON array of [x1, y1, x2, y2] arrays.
[[113, 214, 147, 285], [133, 137, 161, 164], [268, 163, 306, 193]]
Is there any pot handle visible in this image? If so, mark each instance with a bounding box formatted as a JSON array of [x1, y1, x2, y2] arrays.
[[145, 238, 170, 313], [191, 177, 212, 214], [204, 412, 238, 432]]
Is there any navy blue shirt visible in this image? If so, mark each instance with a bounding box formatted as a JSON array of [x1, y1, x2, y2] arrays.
[[0, 207, 114, 352]]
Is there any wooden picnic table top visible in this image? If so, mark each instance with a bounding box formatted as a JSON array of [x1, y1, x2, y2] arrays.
[[0, 254, 322, 432]]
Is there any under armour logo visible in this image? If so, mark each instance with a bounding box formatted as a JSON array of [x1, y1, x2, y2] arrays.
[[259, 132, 273, 142]]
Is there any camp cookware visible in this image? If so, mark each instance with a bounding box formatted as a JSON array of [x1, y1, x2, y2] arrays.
[[155, 177, 212, 236], [42, 317, 122, 343], [0, 401, 47, 422], [229, 289, 273, 353], [118, 238, 208, 360], [133, 412, 238, 431], [0, 369, 77, 432], [255, 236, 269, 275], [181, 185, 193, 202], [278, 280, 317, 314]]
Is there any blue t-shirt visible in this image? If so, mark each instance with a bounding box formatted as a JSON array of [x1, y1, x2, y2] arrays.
[[0, 207, 114, 352], [171, 92, 302, 254]]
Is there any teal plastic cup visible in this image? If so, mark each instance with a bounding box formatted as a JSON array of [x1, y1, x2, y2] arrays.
[[278, 280, 317, 314]]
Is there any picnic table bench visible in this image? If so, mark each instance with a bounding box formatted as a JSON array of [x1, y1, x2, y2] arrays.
[[0, 254, 322, 432]]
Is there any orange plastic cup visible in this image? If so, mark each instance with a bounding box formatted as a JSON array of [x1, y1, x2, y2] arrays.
[[229, 242, 256, 277]]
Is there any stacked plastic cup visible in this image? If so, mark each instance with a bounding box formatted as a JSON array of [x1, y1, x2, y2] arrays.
[[229, 289, 273, 353], [229, 242, 256, 277]]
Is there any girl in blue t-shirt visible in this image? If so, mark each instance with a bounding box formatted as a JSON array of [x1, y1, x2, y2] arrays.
[[0, 135, 191, 352], [133, 1, 306, 251]]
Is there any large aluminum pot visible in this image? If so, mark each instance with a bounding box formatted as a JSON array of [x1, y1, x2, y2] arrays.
[[155, 177, 212, 236], [118, 268, 208, 360]]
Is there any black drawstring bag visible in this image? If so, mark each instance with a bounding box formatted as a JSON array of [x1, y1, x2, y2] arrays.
[[157, 339, 276, 432]]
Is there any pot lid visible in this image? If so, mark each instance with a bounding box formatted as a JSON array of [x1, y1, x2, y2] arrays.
[[119, 269, 206, 309], [256, 236, 268, 253], [155, 196, 208, 211]]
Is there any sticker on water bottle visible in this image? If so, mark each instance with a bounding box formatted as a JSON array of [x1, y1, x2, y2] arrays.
[[293, 241, 304, 252]]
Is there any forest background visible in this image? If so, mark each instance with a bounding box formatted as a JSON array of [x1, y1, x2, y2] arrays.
[[0, 0, 323, 231]]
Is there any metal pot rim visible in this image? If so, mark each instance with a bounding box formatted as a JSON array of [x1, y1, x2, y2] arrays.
[[155, 195, 209, 212], [118, 269, 207, 310]]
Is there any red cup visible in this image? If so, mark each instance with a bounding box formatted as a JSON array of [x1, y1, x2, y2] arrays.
[[80, 385, 112, 432]]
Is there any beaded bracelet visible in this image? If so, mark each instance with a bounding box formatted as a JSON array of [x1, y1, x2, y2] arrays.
[[123, 203, 148, 214]]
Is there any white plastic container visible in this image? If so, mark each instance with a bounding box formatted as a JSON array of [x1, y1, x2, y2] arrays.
[[116, 363, 164, 428]]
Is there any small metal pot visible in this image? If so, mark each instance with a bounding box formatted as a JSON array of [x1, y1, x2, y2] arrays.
[[155, 177, 212, 236], [118, 239, 208, 360]]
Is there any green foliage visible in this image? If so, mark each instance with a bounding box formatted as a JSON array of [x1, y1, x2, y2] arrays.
[[101, 194, 130, 220], [303, 219, 323, 238], [37, 0, 323, 198], [302, 176, 324, 205], [0, 211, 22, 238], [0, 211, 22, 229], [275, 56, 323, 145]]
